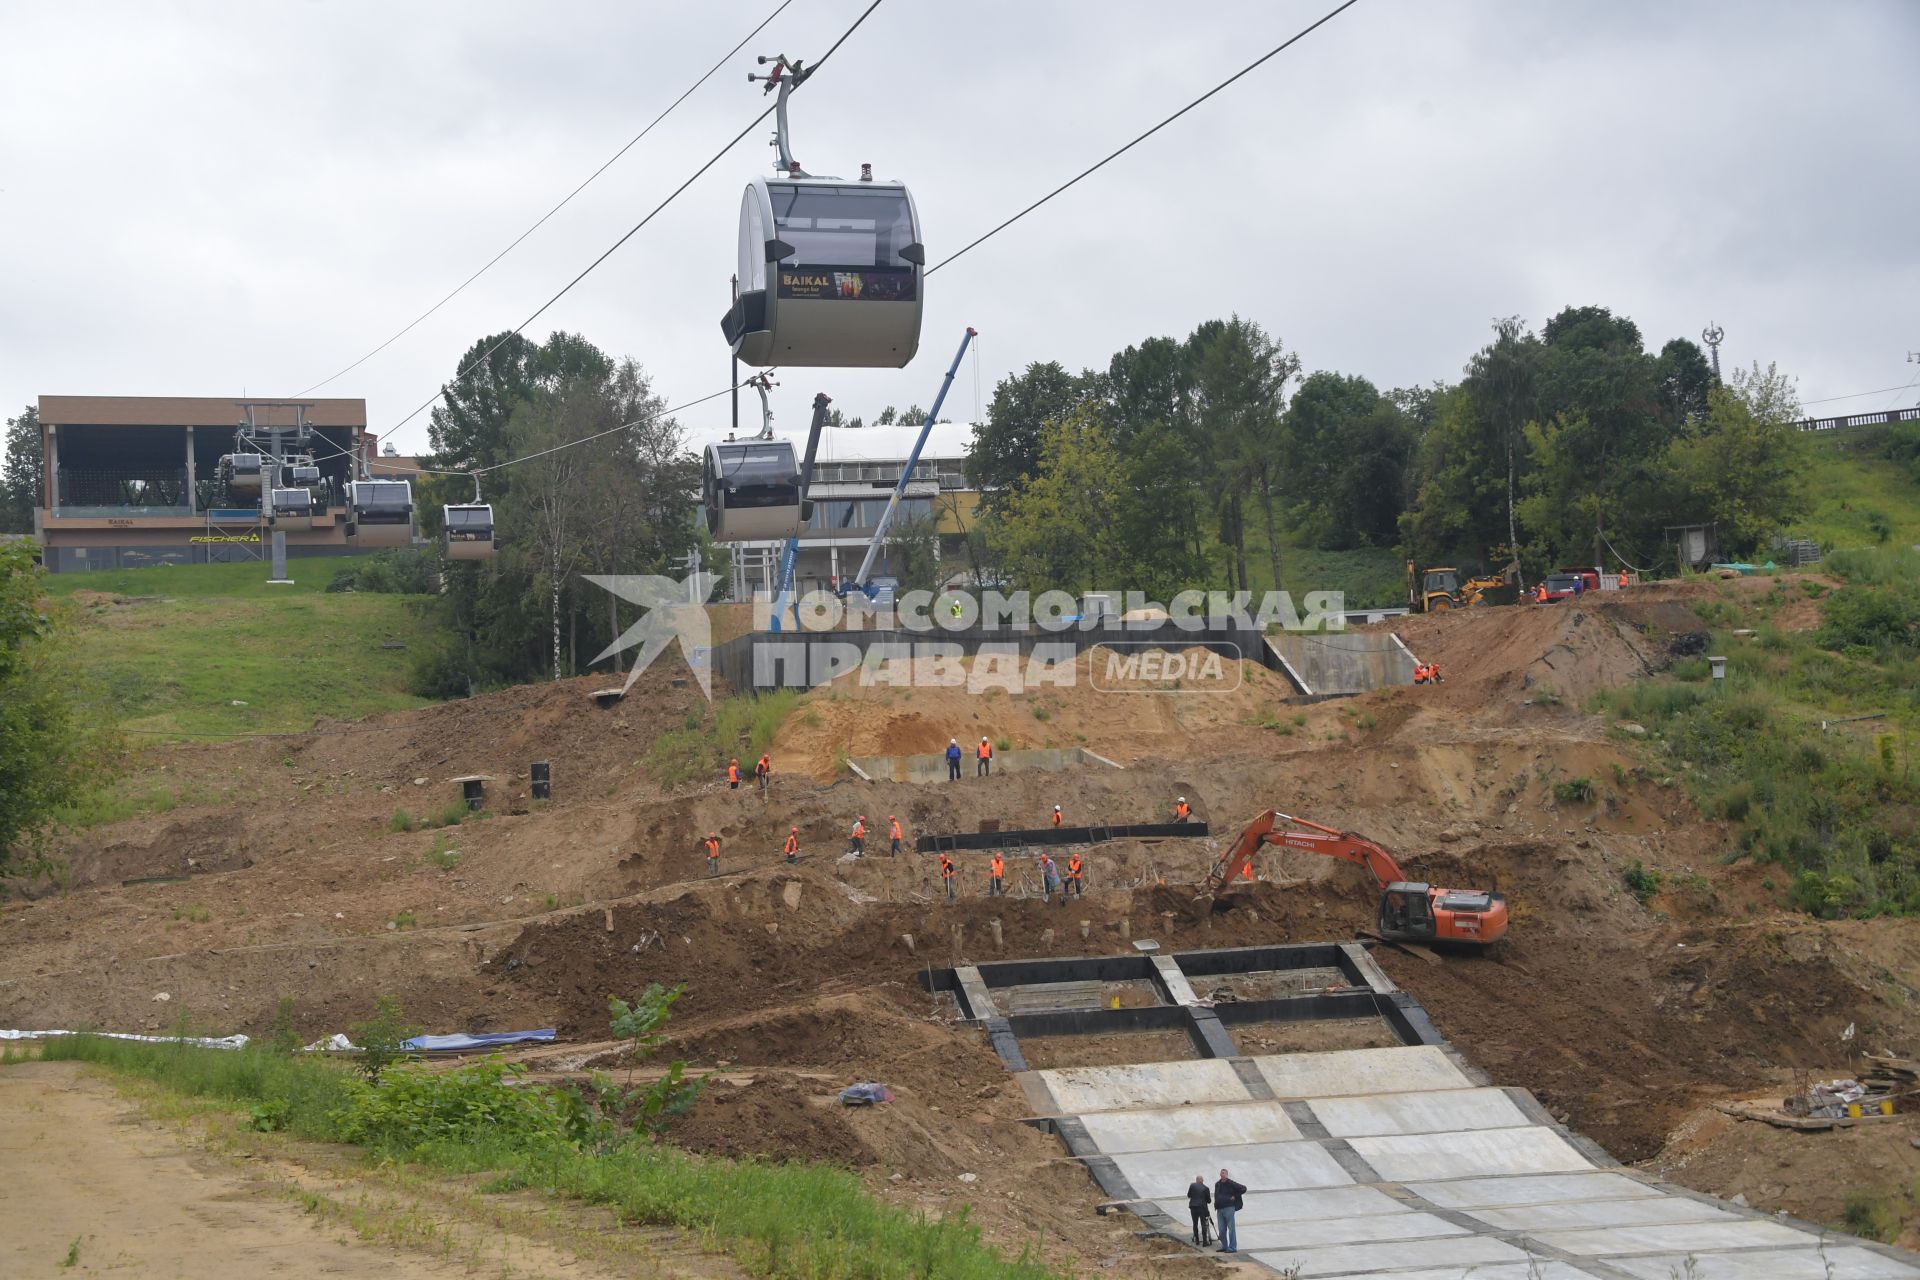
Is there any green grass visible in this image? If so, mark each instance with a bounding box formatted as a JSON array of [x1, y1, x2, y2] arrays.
[[21, 1035, 1063, 1280], [1792, 440, 1920, 552], [1239, 530, 1407, 609], [45, 557, 439, 739], [645, 690, 802, 786]]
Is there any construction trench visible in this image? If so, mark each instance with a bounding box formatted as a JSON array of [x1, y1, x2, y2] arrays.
[[928, 944, 1920, 1280]]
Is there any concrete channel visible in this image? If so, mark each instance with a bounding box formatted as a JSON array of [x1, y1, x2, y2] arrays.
[[926, 943, 1920, 1280]]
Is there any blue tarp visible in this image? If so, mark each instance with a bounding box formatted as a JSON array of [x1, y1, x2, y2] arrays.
[[402, 1028, 556, 1052]]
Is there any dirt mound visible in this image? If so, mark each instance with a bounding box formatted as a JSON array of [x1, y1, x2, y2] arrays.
[[772, 645, 1301, 776], [672, 1075, 876, 1166]]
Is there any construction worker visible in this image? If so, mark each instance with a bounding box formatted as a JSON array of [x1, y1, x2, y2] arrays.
[[1052, 804, 1063, 828], [889, 815, 904, 857], [1037, 851, 1062, 903], [1066, 851, 1084, 897], [727, 758, 741, 790], [945, 737, 963, 781], [939, 851, 957, 901], [783, 826, 800, 865], [988, 851, 1005, 896], [755, 753, 771, 794], [1618, 569, 1629, 590], [1427, 663, 1443, 683], [704, 831, 721, 876], [1174, 796, 1191, 823], [977, 736, 993, 777], [849, 815, 866, 857], [1534, 581, 1548, 604]]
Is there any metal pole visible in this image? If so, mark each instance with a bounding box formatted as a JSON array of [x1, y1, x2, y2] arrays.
[[850, 328, 976, 592]]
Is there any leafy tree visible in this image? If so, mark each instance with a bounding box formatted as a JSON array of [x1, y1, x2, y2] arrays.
[[1661, 363, 1810, 556], [989, 405, 1127, 592], [0, 542, 111, 882], [882, 513, 941, 593], [1, 405, 41, 533], [966, 361, 1096, 502], [1189, 317, 1298, 591], [348, 996, 420, 1081]]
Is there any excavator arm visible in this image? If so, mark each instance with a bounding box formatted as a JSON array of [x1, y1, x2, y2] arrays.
[[1205, 811, 1408, 896]]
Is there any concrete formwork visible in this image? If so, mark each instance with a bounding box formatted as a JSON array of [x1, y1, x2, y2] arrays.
[[1265, 631, 1417, 696], [934, 944, 1920, 1280]]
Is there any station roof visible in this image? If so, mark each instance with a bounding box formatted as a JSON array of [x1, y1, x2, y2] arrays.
[[38, 396, 368, 429]]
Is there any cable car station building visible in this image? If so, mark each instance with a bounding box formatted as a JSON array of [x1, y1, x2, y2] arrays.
[[33, 396, 385, 572]]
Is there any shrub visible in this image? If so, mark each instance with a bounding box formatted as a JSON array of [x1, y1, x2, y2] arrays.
[[349, 996, 419, 1082], [423, 835, 459, 869], [1553, 777, 1596, 805], [388, 808, 416, 833], [1817, 585, 1920, 655], [332, 1057, 588, 1153], [1624, 861, 1661, 903], [328, 548, 440, 595]]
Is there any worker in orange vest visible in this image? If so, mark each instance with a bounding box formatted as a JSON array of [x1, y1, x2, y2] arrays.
[[1534, 581, 1548, 604], [977, 736, 993, 777], [849, 815, 866, 857], [755, 753, 771, 794], [1052, 804, 1063, 828], [1174, 796, 1190, 823], [704, 832, 721, 876], [1618, 570, 1629, 590], [783, 827, 800, 865], [1066, 852, 1084, 897], [988, 851, 1005, 896], [726, 758, 741, 790], [939, 851, 957, 901], [889, 815, 903, 857]]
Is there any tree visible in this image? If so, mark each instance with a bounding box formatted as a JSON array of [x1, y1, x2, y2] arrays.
[[1188, 317, 1298, 591], [1, 542, 112, 880], [989, 406, 1127, 593], [1660, 362, 1810, 556], [1, 405, 41, 534], [966, 362, 1095, 503]]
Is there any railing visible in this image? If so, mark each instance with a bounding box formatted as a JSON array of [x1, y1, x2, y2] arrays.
[[1798, 406, 1920, 432]]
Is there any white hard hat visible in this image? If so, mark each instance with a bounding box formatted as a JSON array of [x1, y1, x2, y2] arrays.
[[1054, 804, 1062, 811], [1178, 796, 1186, 803]]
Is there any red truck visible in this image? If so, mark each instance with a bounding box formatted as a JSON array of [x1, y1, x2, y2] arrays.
[[1538, 567, 1602, 602]]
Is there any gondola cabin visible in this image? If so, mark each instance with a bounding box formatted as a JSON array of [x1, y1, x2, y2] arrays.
[[722, 173, 923, 368], [703, 438, 806, 542], [347, 480, 414, 547], [443, 503, 495, 561], [268, 487, 315, 531], [224, 452, 263, 494]]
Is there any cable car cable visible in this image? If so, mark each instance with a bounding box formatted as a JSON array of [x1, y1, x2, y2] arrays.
[[376, 0, 889, 444], [925, 0, 1362, 278], [293, 0, 800, 399]]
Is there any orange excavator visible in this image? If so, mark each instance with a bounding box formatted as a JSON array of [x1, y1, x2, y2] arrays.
[[1205, 811, 1508, 946]]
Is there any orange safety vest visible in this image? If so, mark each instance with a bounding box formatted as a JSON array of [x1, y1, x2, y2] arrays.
[[783, 833, 798, 855], [990, 854, 1004, 878], [1052, 810, 1062, 827], [890, 819, 903, 841], [978, 741, 991, 759], [757, 756, 770, 776], [1175, 801, 1189, 820], [852, 819, 865, 839], [1618, 572, 1628, 589], [705, 837, 720, 858], [1067, 855, 1082, 879], [940, 855, 955, 879], [727, 762, 740, 782]]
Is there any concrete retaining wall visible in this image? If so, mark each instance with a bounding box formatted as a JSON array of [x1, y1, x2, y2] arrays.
[[1266, 632, 1416, 697], [849, 746, 1117, 784]]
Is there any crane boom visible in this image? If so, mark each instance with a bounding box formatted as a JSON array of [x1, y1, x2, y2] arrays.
[[1205, 811, 1407, 893]]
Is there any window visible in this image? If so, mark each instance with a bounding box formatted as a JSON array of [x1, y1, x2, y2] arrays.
[[767, 184, 914, 269], [447, 506, 492, 529], [356, 482, 410, 505], [737, 187, 769, 291]]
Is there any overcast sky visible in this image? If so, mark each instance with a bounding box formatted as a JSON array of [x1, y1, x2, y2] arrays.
[[4, 0, 1916, 456]]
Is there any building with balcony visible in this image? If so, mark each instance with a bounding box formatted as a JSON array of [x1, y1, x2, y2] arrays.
[[34, 396, 381, 572]]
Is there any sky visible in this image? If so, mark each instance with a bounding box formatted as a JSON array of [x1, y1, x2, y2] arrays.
[[3, 0, 1917, 457]]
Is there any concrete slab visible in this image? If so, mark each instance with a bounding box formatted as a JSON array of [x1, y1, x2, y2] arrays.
[[1308, 1266, 1594, 1280], [1608, 1248, 1920, 1280], [1347, 1127, 1591, 1182], [1532, 1217, 1835, 1257], [1406, 1171, 1663, 1210], [1308, 1086, 1532, 1138], [1233, 1210, 1469, 1251], [1077, 1101, 1300, 1153], [1110, 1140, 1352, 1198], [1249, 1233, 1528, 1277], [1036, 1059, 1250, 1113], [1152, 1185, 1410, 1226], [1466, 1194, 1746, 1232], [1252, 1046, 1472, 1099]]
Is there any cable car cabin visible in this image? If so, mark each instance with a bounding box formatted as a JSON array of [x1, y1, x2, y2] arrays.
[[443, 503, 496, 561], [267, 487, 316, 531], [722, 175, 923, 368], [347, 480, 414, 547], [224, 452, 263, 494], [287, 462, 321, 487], [703, 439, 806, 542]]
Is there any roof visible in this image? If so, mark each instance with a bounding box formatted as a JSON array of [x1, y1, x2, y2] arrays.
[[685, 418, 978, 465], [38, 396, 368, 429]]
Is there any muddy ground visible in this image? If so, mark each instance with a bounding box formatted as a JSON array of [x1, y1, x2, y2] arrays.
[[5, 581, 1918, 1265]]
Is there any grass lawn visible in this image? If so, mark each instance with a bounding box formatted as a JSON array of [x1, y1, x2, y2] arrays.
[[1792, 439, 1920, 553], [45, 557, 440, 739]]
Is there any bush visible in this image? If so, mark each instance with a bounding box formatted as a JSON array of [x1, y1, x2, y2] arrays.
[[328, 548, 440, 595], [332, 1057, 589, 1153], [349, 996, 420, 1082], [1624, 861, 1661, 903], [1553, 777, 1596, 805], [1817, 585, 1920, 655], [409, 636, 476, 699]]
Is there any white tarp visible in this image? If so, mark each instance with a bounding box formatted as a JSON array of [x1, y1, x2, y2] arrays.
[[2, 1029, 250, 1050]]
